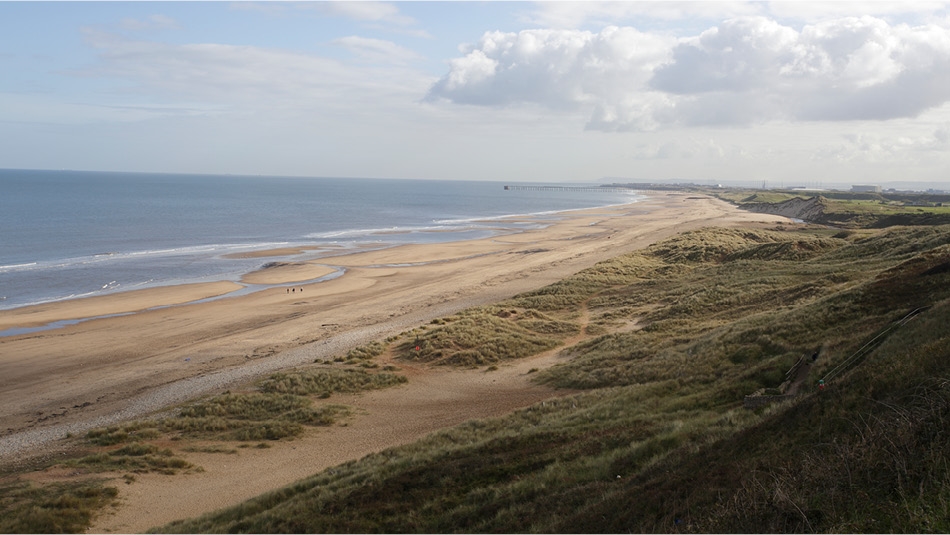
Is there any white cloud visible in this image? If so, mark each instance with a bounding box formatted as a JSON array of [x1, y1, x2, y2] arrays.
[[318, 1, 416, 27], [426, 26, 673, 112], [525, 1, 763, 29], [652, 17, 799, 93], [526, 1, 950, 29], [332, 35, 421, 64], [427, 15, 950, 131], [766, 1, 950, 23], [74, 28, 432, 115], [819, 122, 950, 163]]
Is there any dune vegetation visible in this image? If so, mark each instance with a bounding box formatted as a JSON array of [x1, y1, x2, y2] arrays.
[[4, 197, 950, 533], [0, 367, 406, 533], [152, 220, 950, 533], [713, 188, 950, 228]]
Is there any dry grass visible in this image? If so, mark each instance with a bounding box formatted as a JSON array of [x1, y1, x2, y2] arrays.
[[0, 478, 118, 534], [155, 223, 950, 534], [2, 365, 409, 533], [10, 218, 950, 534], [391, 306, 579, 367]]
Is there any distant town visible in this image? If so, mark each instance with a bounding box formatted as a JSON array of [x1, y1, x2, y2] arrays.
[[603, 181, 949, 196]]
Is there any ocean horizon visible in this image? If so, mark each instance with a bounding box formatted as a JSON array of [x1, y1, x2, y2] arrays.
[[0, 169, 640, 312]]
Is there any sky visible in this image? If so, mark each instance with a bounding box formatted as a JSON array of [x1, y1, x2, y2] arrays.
[[2, 1, 950, 188]]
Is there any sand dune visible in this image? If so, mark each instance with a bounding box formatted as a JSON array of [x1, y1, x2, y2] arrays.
[[0, 193, 790, 532]]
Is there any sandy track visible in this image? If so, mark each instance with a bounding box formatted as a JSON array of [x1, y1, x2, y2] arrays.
[[90, 349, 576, 532]]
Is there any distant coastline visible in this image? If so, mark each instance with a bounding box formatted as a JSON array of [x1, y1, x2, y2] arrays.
[[0, 169, 639, 312]]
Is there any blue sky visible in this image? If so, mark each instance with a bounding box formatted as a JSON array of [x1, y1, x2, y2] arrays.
[[2, 1, 950, 187]]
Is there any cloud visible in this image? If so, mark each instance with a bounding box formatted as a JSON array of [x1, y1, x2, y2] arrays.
[[69, 28, 434, 123], [427, 15, 950, 131], [819, 122, 950, 163], [626, 136, 731, 160], [766, 1, 950, 23], [317, 1, 416, 27], [527, 1, 950, 29], [332, 36, 421, 64], [426, 26, 673, 109], [525, 1, 763, 29]]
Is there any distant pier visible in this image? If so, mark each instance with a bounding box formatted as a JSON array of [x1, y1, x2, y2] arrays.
[[504, 185, 629, 192]]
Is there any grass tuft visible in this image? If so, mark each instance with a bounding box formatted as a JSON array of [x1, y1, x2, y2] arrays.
[[0, 478, 118, 534], [258, 368, 406, 397], [394, 306, 577, 366]]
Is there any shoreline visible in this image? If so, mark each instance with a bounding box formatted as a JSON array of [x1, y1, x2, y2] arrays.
[[0, 194, 792, 530], [0, 214, 560, 332], [0, 281, 244, 333], [0, 201, 630, 335], [0, 196, 630, 316]]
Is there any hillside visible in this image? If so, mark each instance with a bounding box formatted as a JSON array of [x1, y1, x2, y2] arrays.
[[154, 222, 950, 533], [716, 189, 950, 228], [738, 195, 826, 222]]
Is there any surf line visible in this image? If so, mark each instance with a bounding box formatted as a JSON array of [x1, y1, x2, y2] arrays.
[[0, 267, 347, 338]]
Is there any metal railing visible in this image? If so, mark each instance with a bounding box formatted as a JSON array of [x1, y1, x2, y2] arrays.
[[822, 306, 930, 384]]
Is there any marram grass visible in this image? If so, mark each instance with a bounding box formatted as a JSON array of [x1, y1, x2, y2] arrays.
[[10, 220, 950, 534], [0, 479, 119, 534], [154, 223, 950, 534], [1, 365, 410, 533]]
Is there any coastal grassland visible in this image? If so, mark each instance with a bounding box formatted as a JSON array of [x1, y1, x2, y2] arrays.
[[1, 366, 406, 533], [715, 190, 810, 205], [258, 367, 406, 396], [64, 443, 196, 476], [0, 478, 118, 534], [155, 223, 950, 534], [83, 367, 403, 447], [818, 197, 950, 228], [713, 188, 950, 228], [392, 306, 580, 367]]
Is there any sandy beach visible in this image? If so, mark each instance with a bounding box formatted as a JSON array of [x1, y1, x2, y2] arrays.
[[0, 193, 790, 532]]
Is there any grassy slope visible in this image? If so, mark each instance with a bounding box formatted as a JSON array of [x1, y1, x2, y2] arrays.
[[153, 222, 950, 534], [714, 188, 950, 228]]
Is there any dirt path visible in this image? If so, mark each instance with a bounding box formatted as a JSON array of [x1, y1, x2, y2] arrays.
[[785, 355, 816, 396], [90, 309, 599, 533]]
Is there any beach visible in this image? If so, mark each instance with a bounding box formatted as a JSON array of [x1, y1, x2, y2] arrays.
[[0, 193, 790, 532]]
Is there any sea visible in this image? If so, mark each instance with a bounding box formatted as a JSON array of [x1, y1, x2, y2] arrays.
[[0, 169, 640, 313]]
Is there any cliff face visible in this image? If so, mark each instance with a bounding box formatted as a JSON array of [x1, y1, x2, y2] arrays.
[[742, 196, 950, 228], [742, 196, 825, 222]]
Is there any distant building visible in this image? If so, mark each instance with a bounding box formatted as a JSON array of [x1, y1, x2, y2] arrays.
[[852, 185, 882, 193]]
